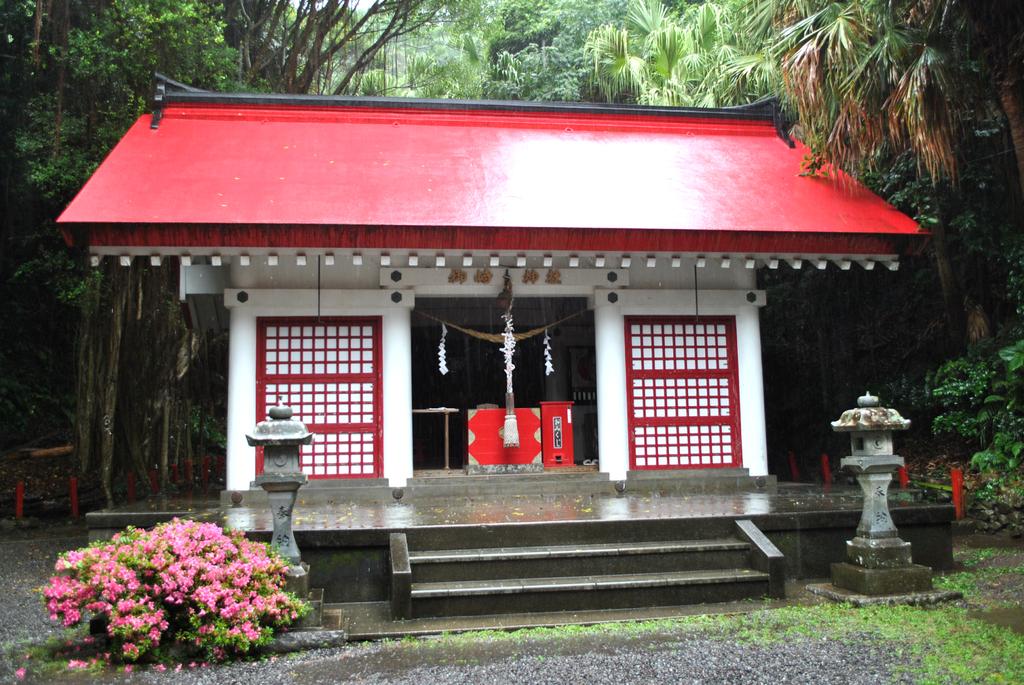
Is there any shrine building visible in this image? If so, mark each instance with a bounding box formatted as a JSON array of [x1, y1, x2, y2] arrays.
[[58, 78, 924, 496]]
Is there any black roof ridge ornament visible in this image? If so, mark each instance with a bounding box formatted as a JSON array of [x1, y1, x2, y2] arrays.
[[147, 73, 796, 144], [151, 72, 209, 129], [766, 97, 797, 149]]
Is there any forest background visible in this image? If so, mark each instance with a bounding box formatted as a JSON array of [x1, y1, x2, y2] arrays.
[[1, 0, 1022, 505]]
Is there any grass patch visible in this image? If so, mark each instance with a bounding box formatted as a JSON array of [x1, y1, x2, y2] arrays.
[[936, 565, 1024, 598], [6, 628, 107, 680], [956, 548, 1002, 568], [935, 547, 1024, 605], [725, 605, 1024, 684], [381, 604, 1024, 684]]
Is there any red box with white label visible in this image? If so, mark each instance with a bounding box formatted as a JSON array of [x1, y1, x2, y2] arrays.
[[540, 401, 575, 467]]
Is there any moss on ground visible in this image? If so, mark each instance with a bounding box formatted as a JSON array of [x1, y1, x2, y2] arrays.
[[936, 547, 1024, 607], [392, 551, 1024, 685]]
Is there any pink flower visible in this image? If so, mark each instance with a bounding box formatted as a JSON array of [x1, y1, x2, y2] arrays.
[[15, 668, 26, 680], [41, 517, 305, 663]]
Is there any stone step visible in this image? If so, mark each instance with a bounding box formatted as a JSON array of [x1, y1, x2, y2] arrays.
[[409, 539, 751, 582], [407, 517, 739, 550], [411, 471, 608, 484], [409, 568, 770, 618], [293, 587, 324, 630]]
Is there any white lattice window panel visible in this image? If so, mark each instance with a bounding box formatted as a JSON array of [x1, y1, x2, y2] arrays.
[[625, 316, 742, 470], [257, 318, 381, 479]]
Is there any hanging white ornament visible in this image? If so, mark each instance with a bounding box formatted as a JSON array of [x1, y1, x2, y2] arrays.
[[437, 323, 449, 375], [501, 311, 520, 447], [543, 329, 554, 376], [501, 313, 516, 393]]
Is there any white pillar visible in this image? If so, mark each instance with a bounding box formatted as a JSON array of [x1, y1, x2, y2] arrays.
[[381, 306, 413, 486], [594, 301, 629, 481], [225, 308, 257, 491], [735, 307, 769, 476]]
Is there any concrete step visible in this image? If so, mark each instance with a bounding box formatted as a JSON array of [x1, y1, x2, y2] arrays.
[[409, 539, 751, 582], [294, 587, 324, 629], [412, 471, 607, 484], [409, 568, 770, 618], [407, 517, 739, 550], [405, 475, 612, 498]]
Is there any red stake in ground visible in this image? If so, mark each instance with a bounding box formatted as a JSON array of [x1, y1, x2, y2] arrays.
[[14, 481, 24, 519], [787, 451, 800, 482], [950, 468, 965, 520], [69, 477, 79, 518], [820, 453, 833, 488]]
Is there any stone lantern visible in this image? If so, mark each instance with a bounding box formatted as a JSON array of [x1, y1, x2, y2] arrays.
[[246, 405, 312, 587], [829, 392, 933, 595]]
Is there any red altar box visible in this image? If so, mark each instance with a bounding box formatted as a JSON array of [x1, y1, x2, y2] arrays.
[[466, 408, 542, 473], [540, 401, 575, 467]]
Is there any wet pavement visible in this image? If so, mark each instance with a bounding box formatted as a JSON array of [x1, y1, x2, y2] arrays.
[[213, 485, 926, 532]]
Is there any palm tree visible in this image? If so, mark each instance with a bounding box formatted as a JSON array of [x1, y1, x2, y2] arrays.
[[747, 0, 1024, 347], [749, 0, 1024, 197], [585, 0, 779, 107], [748, 1, 964, 181]]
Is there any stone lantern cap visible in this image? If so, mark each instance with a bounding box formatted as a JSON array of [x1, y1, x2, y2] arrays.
[[831, 392, 910, 433], [245, 405, 313, 447]]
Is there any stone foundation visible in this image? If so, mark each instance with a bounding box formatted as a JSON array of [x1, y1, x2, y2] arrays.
[[830, 561, 933, 595]]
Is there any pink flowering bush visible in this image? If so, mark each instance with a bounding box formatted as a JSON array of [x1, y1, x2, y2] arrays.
[[42, 518, 307, 662]]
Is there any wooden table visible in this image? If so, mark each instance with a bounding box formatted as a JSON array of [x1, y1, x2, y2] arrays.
[[412, 407, 459, 470]]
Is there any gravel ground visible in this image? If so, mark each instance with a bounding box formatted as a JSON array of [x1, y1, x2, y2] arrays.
[[0, 529, 997, 685], [0, 525, 88, 681], [0, 527, 87, 647], [38, 633, 918, 685]]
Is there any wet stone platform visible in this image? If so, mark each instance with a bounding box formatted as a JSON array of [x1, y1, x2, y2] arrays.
[[84, 484, 955, 624], [223, 485, 933, 531], [86, 485, 955, 580], [86, 484, 935, 533]]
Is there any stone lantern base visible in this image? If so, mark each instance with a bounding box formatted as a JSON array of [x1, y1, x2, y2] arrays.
[[831, 532, 934, 595], [285, 561, 311, 597], [807, 582, 962, 607], [830, 561, 934, 596]]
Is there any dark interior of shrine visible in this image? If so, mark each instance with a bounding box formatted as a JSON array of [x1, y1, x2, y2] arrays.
[[411, 297, 595, 470]]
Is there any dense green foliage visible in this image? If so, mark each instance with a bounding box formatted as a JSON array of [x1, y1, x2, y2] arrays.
[[932, 337, 1024, 480], [1, 0, 1023, 499], [585, 0, 778, 106]]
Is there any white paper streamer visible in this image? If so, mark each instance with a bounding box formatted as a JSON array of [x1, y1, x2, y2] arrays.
[[438, 323, 449, 375], [543, 330, 554, 376], [501, 312, 516, 393]]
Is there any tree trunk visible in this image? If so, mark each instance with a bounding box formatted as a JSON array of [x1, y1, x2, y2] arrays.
[[160, 393, 170, 491], [185, 395, 194, 486], [98, 267, 128, 507], [996, 71, 1024, 201], [962, 0, 1024, 201], [930, 215, 965, 351], [74, 277, 99, 473]]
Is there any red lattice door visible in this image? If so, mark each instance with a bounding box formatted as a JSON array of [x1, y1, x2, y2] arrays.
[[625, 316, 742, 470], [256, 317, 382, 479]]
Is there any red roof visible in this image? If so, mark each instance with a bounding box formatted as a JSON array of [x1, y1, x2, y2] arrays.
[[59, 96, 923, 255]]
